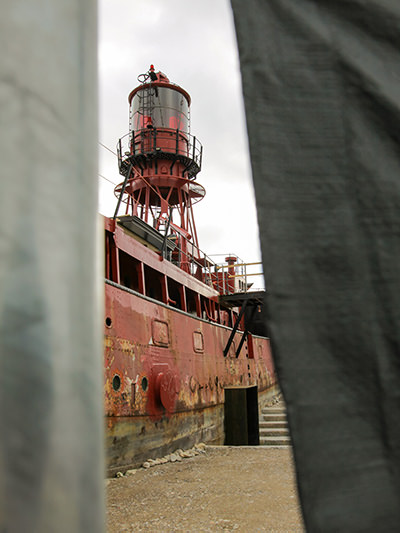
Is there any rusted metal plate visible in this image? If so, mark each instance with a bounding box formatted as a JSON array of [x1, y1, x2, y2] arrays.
[[103, 263, 277, 473], [105, 404, 224, 475], [152, 319, 169, 347], [193, 330, 204, 353], [104, 286, 276, 408]]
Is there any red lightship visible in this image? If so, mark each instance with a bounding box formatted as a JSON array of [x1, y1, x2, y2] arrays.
[[104, 66, 278, 474]]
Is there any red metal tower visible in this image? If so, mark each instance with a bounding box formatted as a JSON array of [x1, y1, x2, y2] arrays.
[[115, 65, 204, 273]]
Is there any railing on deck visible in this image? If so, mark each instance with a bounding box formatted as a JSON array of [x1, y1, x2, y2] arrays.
[[117, 129, 203, 179], [162, 239, 253, 296]]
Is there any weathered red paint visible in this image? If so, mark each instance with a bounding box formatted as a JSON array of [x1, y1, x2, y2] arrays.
[[104, 215, 277, 471], [104, 67, 278, 473]]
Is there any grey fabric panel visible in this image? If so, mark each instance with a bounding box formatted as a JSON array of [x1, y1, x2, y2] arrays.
[[0, 2, 103, 532], [231, 1, 400, 531]]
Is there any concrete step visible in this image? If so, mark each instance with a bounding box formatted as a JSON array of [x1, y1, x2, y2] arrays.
[[261, 407, 286, 414], [259, 400, 291, 446], [259, 421, 288, 429], [261, 413, 287, 422], [260, 427, 289, 437], [260, 436, 292, 446]]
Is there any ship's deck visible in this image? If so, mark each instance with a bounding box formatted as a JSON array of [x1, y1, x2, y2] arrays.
[[219, 290, 265, 308]]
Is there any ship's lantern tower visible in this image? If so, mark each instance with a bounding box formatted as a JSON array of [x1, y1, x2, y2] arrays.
[[115, 65, 205, 273]]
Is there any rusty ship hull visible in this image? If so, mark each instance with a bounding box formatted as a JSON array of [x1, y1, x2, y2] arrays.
[[104, 217, 277, 475]]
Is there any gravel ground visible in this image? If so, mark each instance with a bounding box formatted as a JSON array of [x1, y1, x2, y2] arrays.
[[106, 446, 305, 532]]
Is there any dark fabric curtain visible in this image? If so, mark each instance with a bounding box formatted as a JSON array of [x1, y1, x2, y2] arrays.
[[231, 1, 400, 531]]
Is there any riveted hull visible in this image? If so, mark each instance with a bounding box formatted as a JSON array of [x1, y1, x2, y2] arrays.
[[104, 273, 277, 474]]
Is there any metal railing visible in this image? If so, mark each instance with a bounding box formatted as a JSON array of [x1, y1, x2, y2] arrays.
[[162, 240, 251, 296], [117, 128, 203, 178]]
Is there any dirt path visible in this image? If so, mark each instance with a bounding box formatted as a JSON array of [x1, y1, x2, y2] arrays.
[[106, 446, 305, 532]]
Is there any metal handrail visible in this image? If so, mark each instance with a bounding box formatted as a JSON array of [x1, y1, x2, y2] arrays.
[[117, 128, 203, 176], [163, 238, 250, 296]]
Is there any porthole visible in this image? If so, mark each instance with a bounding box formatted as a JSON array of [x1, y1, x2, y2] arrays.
[[112, 374, 121, 391], [105, 317, 112, 328], [141, 377, 148, 392]]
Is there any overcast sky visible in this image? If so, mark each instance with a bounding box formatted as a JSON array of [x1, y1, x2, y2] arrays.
[[98, 0, 264, 288]]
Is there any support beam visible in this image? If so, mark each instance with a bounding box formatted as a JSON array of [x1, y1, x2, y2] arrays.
[[113, 163, 133, 219], [235, 304, 258, 358], [223, 300, 248, 357]]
